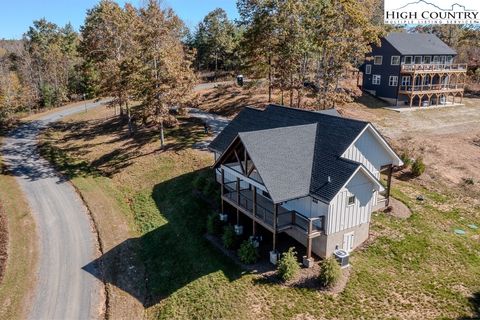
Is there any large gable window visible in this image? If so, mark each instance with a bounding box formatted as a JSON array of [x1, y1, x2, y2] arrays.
[[372, 74, 381, 85], [374, 56, 383, 65]]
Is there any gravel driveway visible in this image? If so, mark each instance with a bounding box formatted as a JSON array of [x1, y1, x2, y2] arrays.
[[1, 100, 106, 319]]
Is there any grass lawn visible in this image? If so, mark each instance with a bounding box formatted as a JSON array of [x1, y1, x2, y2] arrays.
[[39, 105, 480, 319], [0, 143, 37, 320]]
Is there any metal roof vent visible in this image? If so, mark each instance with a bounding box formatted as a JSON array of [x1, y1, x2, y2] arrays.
[[328, 176, 331, 183]]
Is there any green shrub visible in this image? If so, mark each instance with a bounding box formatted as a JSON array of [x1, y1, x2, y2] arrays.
[[277, 247, 300, 282], [237, 240, 258, 264], [206, 213, 223, 235], [222, 225, 237, 249], [318, 257, 342, 288], [400, 149, 412, 167], [411, 157, 426, 177]]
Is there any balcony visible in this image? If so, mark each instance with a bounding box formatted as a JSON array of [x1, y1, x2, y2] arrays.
[[400, 63, 467, 73], [398, 83, 464, 95], [222, 181, 324, 238]]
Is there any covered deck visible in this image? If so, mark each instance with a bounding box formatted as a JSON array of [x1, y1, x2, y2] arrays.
[[219, 166, 324, 262]]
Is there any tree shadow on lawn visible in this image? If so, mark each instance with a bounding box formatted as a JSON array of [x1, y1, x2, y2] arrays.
[[459, 291, 480, 320], [45, 116, 208, 177], [82, 169, 242, 307]]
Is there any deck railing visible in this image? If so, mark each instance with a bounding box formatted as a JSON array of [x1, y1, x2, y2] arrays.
[[401, 63, 467, 72], [399, 83, 464, 92], [223, 180, 324, 235]]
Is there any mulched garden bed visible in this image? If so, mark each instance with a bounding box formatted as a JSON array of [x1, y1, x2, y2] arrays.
[[205, 233, 351, 293]]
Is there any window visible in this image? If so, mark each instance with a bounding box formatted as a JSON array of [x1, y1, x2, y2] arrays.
[[372, 74, 381, 85], [446, 56, 453, 64], [373, 56, 383, 65], [389, 75, 398, 86], [391, 56, 400, 65], [414, 56, 422, 64], [423, 56, 431, 64], [403, 56, 413, 64], [433, 56, 440, 64], [440, 56, 446, 65], [365, 64, 371, 74], [401, 76, 411, 86], [347, 195, 355, 206]]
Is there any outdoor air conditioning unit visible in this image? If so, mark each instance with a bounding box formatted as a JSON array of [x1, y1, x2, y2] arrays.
[[333, 249, 350, 268]]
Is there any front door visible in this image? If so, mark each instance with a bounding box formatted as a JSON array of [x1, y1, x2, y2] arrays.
[[343, 232, 355, 252]]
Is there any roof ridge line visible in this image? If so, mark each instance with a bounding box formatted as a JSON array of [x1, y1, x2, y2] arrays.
[[266, 104, 370, 125]]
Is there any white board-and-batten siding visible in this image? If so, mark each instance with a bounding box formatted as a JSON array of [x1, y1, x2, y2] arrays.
[[326, 170, 375, 234], [342, 127, 393, 179]]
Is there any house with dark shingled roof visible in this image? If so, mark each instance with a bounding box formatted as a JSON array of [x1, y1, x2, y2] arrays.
[[360, 32, 467, 108], [208, 104, 403, 266]]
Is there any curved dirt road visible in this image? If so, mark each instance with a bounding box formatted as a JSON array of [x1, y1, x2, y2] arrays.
[[1, 100, 106, 319]]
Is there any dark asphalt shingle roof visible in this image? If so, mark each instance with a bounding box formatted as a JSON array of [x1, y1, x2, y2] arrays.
[[210, 105, 369, 203], [239, 124, 317, 203], [384, 32, 457, 55]]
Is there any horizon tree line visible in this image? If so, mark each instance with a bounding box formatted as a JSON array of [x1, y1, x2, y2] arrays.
[[1, 0, 479, 128]]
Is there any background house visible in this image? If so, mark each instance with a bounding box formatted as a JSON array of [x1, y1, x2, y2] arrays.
[[209, 105, 403, 266], [360, 32, 467, 107]]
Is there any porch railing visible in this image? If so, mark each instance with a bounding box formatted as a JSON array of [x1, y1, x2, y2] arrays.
[[222, 181, 324, 235], [401, 63, 467, 72], [399, 83, 464, 92]]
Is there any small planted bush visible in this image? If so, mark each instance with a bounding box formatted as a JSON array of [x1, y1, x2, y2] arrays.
[[277, 247, 300, 282], [411, 157, 426, 177], [237, 240, 258, 264], [400, 149, 412, 167], [206, 213, 223, 235], [318, 257, 342, 288], [222, 225, 237, 249]]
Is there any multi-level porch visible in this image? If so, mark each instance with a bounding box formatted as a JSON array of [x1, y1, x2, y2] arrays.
[[398, 63, 467, 108], [218, 164, 325, 262]]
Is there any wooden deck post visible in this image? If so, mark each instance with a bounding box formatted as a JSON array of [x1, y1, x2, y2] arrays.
[[221, 168, 225, 213], [386, 164, 393, 207], [252, 186, 257, 235], [236, 177, 240, 224], [306, 220, 313, 259], [272, 203, 278, 252]]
